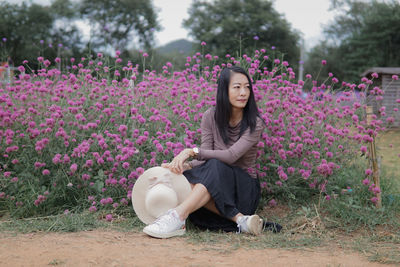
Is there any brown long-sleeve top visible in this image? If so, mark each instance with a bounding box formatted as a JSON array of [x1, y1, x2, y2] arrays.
[[189, 107, 265, 178]]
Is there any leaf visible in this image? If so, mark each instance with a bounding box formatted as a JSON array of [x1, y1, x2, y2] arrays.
[[94, 181, 104, 193]]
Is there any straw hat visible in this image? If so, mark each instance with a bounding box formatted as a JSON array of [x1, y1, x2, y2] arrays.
[[131, 166, 191, 224]]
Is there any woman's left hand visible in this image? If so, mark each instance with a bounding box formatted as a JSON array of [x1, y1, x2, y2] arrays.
[[169, 149, 193, 174]]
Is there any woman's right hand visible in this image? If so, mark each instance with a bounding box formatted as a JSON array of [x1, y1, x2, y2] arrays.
[[161, 162, 192, 174], [161, 163, 171, 169]]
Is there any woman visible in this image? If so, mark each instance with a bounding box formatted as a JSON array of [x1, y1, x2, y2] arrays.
[[143, 66, 266, 239]]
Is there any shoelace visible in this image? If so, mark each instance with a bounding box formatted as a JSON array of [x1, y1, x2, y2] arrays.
[[150, 210, 184, 231], [236, 216, 247, 234], [151, 211, 172, 227], [236, 224, 242, 234]]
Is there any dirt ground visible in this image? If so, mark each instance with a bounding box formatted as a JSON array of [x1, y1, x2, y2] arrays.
[[0, 229, 395, 267]]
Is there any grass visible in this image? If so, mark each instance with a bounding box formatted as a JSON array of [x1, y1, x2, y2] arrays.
[[376, 129, 400, 185], [0, 208, 144, 233]]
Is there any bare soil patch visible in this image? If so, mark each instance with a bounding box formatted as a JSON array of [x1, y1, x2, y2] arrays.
[[0, 229, 395, 267]]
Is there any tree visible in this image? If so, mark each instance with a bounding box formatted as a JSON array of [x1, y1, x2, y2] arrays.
[[303, 42, 343, 85], [79, 0, 160, 50], [0, 1, 84, 67], [183, 0, 300, 66], [0, 2, 54, 64], [305, 0, 400, 83]]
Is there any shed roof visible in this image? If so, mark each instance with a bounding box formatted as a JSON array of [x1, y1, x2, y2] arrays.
[[361, 67, 400, 77]]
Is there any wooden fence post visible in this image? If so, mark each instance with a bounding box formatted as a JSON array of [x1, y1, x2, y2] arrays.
[[366, 106, 382, 208]]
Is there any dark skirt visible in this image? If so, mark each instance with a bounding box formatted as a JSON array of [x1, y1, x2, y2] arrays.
[[183, 158, 261, 232]]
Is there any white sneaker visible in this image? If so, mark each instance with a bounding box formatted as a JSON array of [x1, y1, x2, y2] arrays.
[[237, 215, 263, 235], [143, 209, 186, 238]]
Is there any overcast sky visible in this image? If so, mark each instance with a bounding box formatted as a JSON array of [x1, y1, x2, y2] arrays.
[[153, 0, 336, 48], [7, 0, 337, 48]]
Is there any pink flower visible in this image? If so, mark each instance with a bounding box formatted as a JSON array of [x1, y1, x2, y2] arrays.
[[360, 146, 367, 153], [63, 154, 71, 163], [321, 60, 327, 65], [371, 72, 378, 78], [201, 41, 206, 46], [122, 162, 130, 169], [136, 167, 144, 175], [42, 169, 50, 175], [268, 199, 277, 207], [89, 206, 97, 212], [85, 159, 93, 167], [392, 75, 399, 80], [370, 197, 378, 204], [105, 214, 113, 221], [372, 186, 381, 194], [365, 169, 373, 176], [82, 174, 90, 181], [70, 163, 78, 173], [118, 124, 128, 133], [362, 178, 370, 185], [43, 59, 51, 67]]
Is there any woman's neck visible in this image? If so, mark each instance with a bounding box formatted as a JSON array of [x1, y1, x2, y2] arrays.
[[230, 108, 243, 126]]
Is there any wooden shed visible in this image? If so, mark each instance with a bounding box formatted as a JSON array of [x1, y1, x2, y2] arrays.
[[361, 67, 400, 127]]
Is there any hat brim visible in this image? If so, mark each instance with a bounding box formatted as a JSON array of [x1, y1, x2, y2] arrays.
[[131, 166, 191, 224]]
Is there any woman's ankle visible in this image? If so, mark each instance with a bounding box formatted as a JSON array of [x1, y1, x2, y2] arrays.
[[233, 213, 244, 223], [174, 206, 188, 221]]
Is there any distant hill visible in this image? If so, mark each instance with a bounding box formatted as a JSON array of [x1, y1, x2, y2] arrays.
[[156, 39, 194, 55]]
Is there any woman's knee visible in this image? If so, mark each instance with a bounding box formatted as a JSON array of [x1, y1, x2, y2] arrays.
[[207, 158, 225, 167], [190, 183, 209, 195]]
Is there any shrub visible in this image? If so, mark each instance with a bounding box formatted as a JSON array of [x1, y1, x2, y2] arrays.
[[0, 47, 398, 218]]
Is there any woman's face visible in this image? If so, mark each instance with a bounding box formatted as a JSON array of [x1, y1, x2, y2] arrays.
[[228, 72, 250, 111]]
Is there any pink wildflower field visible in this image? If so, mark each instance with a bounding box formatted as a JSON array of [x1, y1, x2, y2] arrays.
[[1, 48, 399, 217]]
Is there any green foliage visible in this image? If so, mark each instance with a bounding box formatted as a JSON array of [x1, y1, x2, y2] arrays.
[[80, 0, 160, 50], [183, 0, 300, 67], [322, 163, 400, 232], [0, 2, 53, 63], [0, 1, 85, 66], [305, 0, 400, 83], [0, 0, 160, 67]]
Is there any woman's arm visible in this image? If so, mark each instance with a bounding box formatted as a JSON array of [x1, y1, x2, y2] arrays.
[[197, 118, 265, 165], [167, 109, 214, 173], [188, 109, 214, 168]]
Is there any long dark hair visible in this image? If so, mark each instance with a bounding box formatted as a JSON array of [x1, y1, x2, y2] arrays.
[[215, 66, 260, 144]]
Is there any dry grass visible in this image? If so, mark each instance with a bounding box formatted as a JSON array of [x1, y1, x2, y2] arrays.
[[376, 129, 400, 183]]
